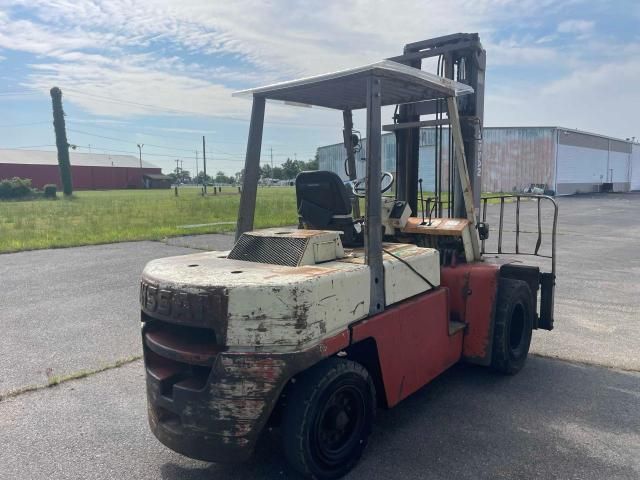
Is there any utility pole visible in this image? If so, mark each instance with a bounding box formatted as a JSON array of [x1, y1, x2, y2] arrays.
[[195, 150, 199, 184], [137, 143, 144, 168], [270, 147, 274, 171], [50, 87, 73, 196], [175, 158, 180, 177], [137, 143, 144, 187], [202, 136, 207, 194]]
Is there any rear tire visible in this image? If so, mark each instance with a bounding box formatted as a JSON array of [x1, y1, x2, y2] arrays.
[[491, 278, 534, 375], [282, 358, 375, 479]]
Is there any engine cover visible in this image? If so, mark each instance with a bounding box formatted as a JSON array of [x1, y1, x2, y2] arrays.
[[141, 237, 440, 352]]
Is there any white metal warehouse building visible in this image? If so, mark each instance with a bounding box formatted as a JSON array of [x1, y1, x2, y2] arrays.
[[318, 127, 640, 195]]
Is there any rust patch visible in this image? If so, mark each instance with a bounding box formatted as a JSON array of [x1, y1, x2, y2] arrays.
[[144, 328, 352, 463], [295, 265, 340, 276]]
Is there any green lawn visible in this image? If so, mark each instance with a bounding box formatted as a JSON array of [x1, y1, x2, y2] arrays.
[[0, 186, 298, 254], [0, 186, 511, 254]]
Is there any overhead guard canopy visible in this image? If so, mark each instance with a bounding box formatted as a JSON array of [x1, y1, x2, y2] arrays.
[[233, 60, 473, 110]]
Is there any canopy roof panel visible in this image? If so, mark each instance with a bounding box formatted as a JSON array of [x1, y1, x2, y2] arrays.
[[233, 60, 473, 110]]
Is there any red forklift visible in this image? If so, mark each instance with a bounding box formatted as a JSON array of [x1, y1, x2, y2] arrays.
[[139, 33, 557, 479]]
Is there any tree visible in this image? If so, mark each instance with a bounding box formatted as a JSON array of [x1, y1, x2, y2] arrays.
[[195, 171, 212, 184], [271, 166, 284, 179], [281, 158, 302, 179], [215, 171, 233, 184], [305, 152, 319, 171], [260, 164, 272, 179], [50, 87, 73, 196], [173, 167, 190, 183]]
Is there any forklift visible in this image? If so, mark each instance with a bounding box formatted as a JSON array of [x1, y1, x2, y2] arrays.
[[139, 34, 557, 479]]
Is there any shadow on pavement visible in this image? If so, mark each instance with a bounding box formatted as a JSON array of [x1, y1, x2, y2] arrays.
[[156, 357, 640, 480]]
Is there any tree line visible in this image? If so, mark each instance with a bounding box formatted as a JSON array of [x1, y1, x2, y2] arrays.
[[258, 156, 318, 180], [167, 153, 319, 185]]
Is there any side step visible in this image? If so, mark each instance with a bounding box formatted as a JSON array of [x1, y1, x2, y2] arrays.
[[448, 320, 466, 336]]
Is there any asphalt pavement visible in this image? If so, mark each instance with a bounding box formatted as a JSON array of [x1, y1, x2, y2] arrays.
[[0, 241, 194, 394], [0, 357, 637, 480], [481, 193, 640, 370], [0, 194, 638, 479]]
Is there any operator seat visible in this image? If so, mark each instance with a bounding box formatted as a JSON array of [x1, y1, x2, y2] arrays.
[[295, 171, 362, 247]]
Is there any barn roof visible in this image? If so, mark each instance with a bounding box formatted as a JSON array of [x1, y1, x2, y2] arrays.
[[143, 173, 171, 180], [0, 149, 159, 169]]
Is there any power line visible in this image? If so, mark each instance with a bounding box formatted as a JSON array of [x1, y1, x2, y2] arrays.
[[67, 128, 197, 153], [64, 118, 246, 145], [0, 91, 41, 97], [75, 144, 309, 165], [64, 88, 338, 128], [67, 128, 315, 160], [72, 144, 199, 160], [2, 144, 56, 149], [0, 121, 50, 128]]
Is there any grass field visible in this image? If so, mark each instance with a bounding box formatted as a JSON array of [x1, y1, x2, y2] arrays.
[[0, 186, 511, 254], [0, 186, 298, 254]]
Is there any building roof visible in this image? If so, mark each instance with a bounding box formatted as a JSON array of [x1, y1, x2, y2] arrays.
[[317, 126, 638, 151], [142, 173, 172, 180], [233, 60, 473, 110], [0, 149, 159, 169]]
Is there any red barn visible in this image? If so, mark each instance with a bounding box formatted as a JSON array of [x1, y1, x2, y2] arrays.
[[0, 149, 170, 190]]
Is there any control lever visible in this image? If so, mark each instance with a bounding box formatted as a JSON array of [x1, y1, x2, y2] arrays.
[[418, 179, 427, 225]]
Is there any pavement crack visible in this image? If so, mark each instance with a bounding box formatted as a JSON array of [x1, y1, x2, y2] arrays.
[[0, 355, 142, 402], [531, 353, 640, 374]]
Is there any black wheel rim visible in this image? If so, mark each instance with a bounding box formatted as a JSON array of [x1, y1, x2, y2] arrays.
[[509, 303, 526, 356], [312, 384, 366, 468]]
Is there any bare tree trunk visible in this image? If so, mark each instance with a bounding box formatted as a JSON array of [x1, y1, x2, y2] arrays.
[[50, 87, 73, 196]]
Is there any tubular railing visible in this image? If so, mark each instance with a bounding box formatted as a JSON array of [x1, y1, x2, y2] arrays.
[[480, 194, 558, 276]]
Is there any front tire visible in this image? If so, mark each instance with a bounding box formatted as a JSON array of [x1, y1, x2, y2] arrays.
[[491, 278, 534, 375], [282, 358, 376, 479]]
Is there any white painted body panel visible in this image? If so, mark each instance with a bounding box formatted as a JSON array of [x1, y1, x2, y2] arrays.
[[143, 243, 439, 352], [340, 244, 440, 306]]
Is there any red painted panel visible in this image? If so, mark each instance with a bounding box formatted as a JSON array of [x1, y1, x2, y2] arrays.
[[0, 164, 61, 189], [351, 289, 462, 407], [441, 263, 500, 365], [321, 330, 350, 357], [0, 163, 162, 189]]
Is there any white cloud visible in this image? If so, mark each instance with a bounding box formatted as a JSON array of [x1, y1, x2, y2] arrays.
[[557, 19, 594, 34], [27, 57, 243, 118], [487, 38, 559, 66], [0, 0, 637, 142], [486, 56, 640, 137]]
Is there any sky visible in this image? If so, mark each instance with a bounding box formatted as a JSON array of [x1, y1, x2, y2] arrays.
[[1, 0, 639, 175]]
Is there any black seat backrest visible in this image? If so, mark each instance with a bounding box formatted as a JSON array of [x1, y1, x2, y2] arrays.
[[295, 171, 352, 228], [295, 171, 362, 247]]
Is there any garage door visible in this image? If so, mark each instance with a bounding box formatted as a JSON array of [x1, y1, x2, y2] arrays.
[[556, 143, 607, 194]]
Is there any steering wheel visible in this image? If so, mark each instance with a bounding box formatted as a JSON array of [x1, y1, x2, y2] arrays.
[[352, 172, 394, 198]]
